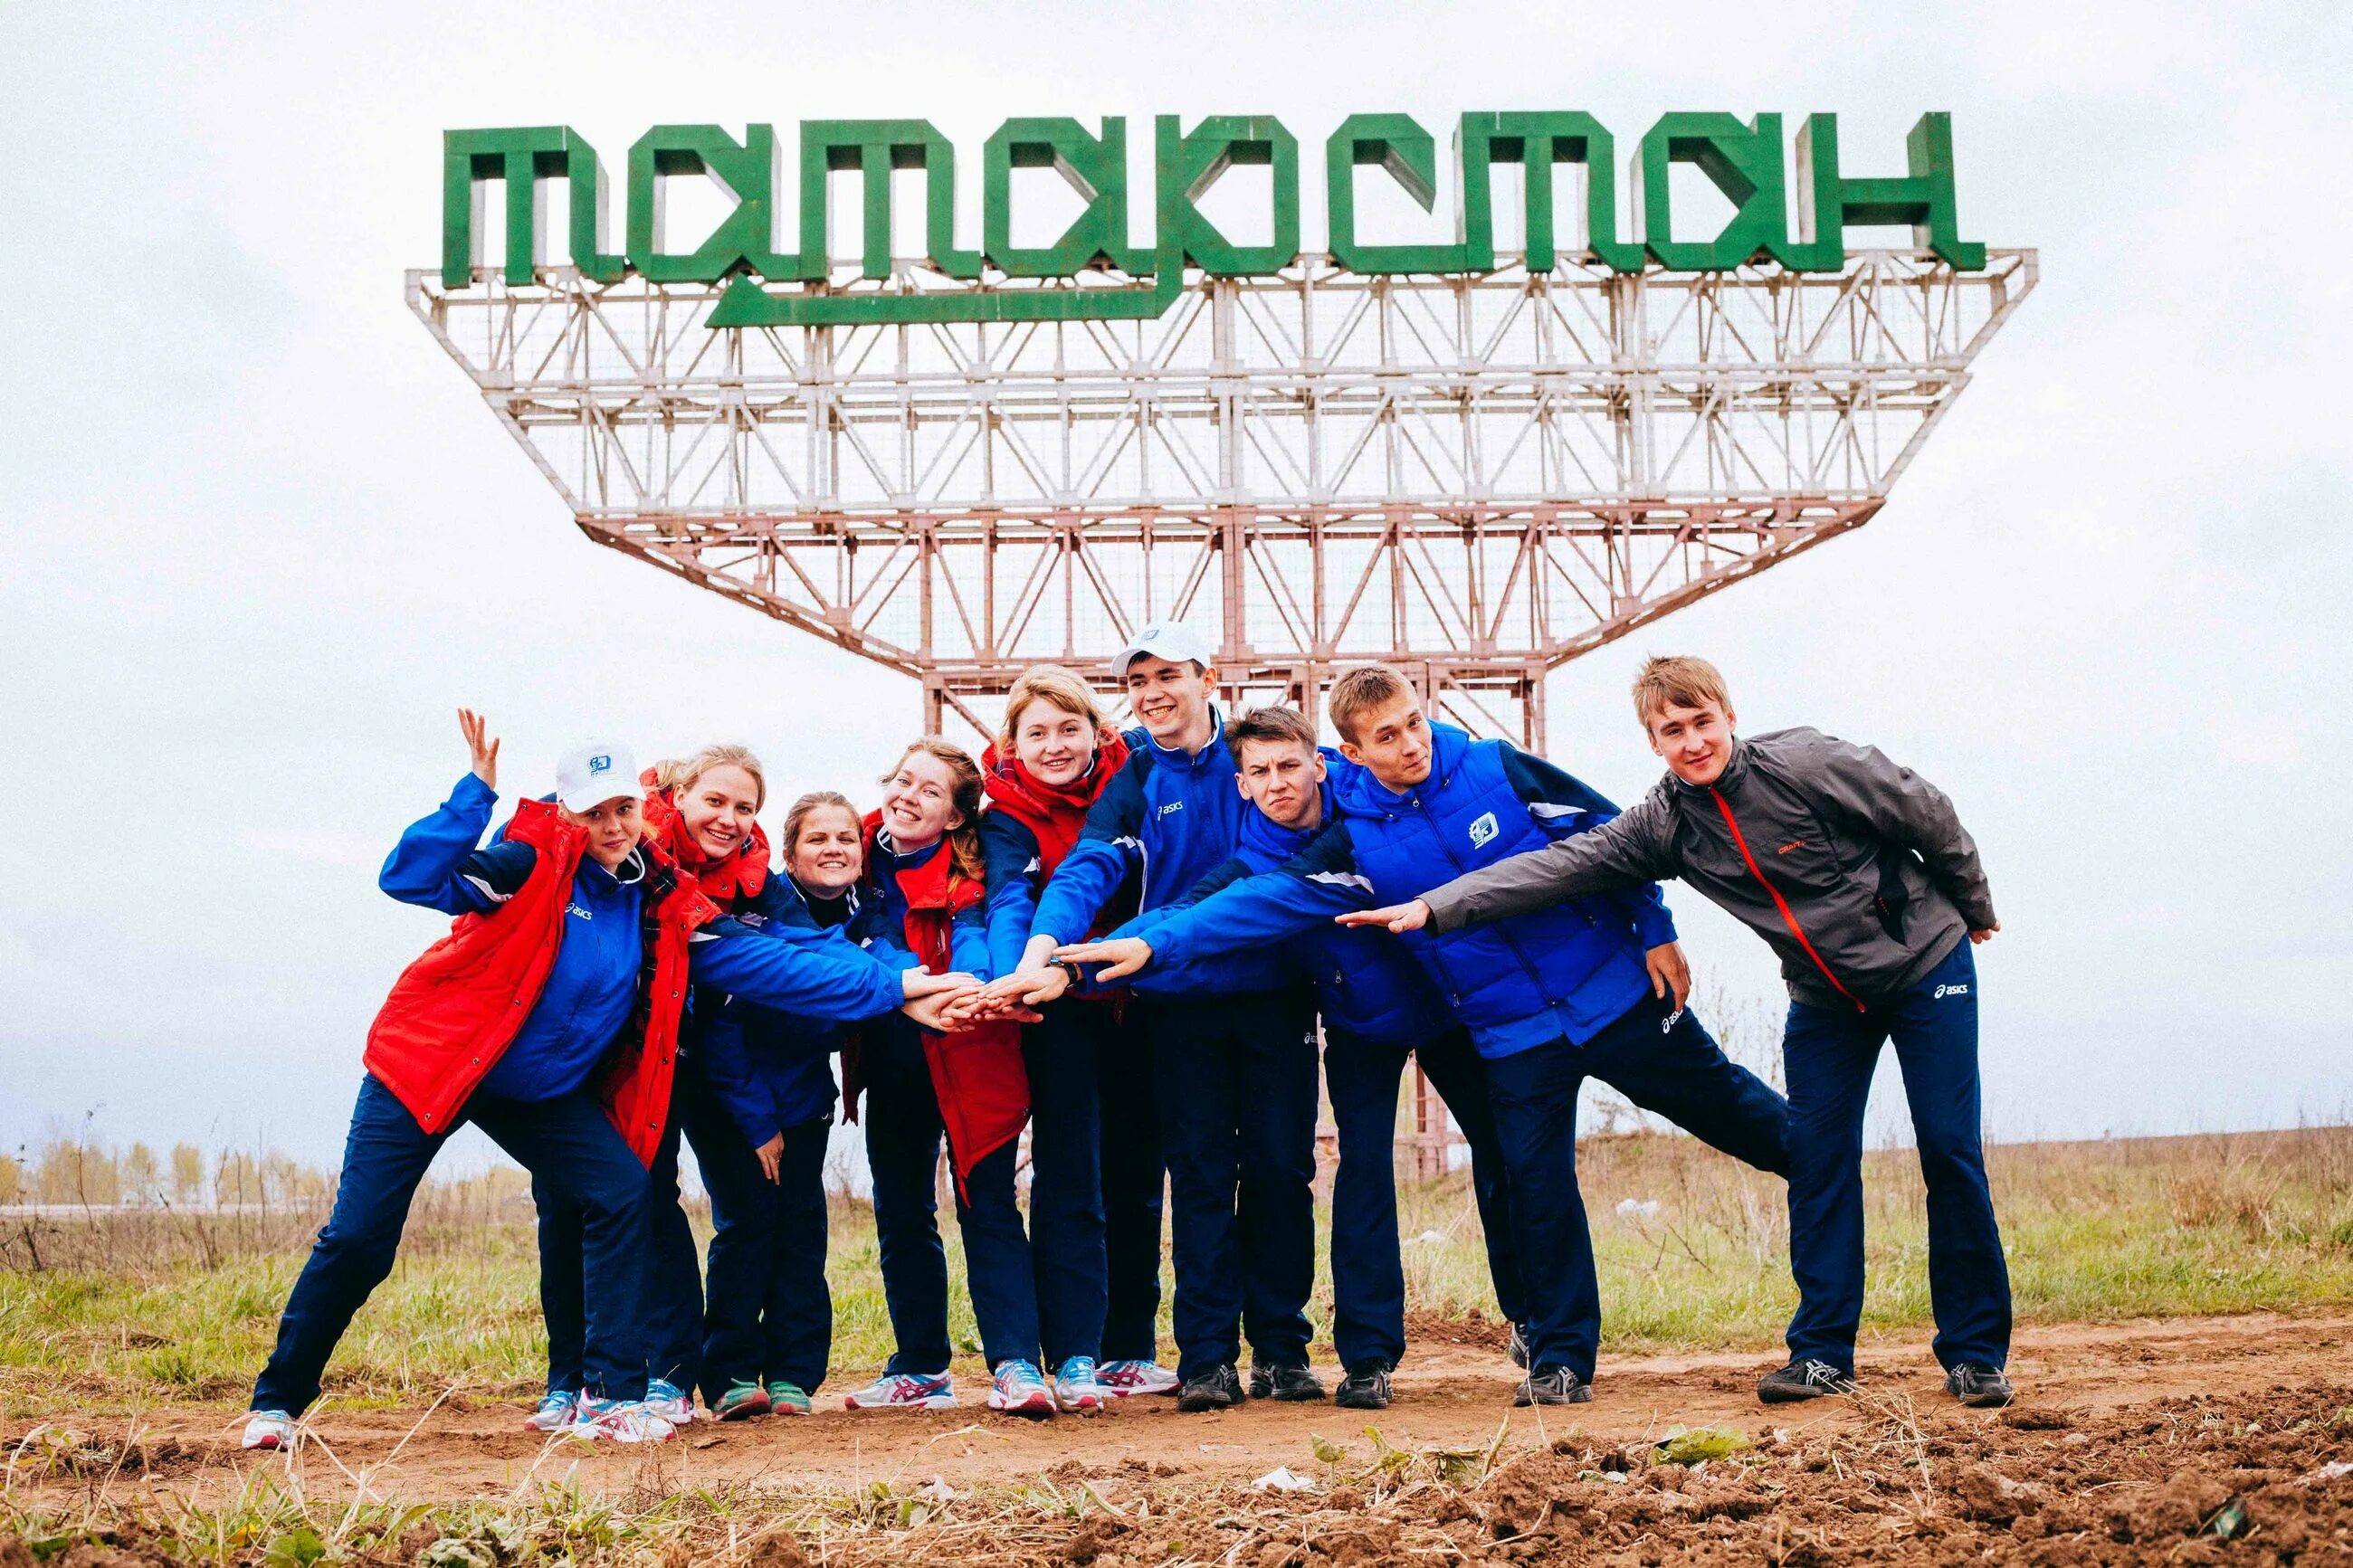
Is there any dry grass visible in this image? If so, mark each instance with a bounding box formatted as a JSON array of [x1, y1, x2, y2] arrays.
[[5, 1127, 2352, 1421]]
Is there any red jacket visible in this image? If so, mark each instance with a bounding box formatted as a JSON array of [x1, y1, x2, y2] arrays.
[[361, 799, 719, 1165], [853, 813, 1030, 1189]]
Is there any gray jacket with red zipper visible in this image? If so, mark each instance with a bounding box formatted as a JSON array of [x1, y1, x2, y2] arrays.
[[1419, 728, 1996, 1012]]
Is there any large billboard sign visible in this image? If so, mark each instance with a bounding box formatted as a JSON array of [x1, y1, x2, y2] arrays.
[[442, 111, 1980, 328]]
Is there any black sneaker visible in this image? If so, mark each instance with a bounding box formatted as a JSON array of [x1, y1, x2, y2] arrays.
[[1248, 1363, 1327, 1402], [1946, 1364, 2014, 1408], [1507, 1322, 1530, 1369], [1513, 1365, 1593, 1406], [1176, 1363, 1245, 1411], [1334, 1362, 1392, 1411], [1757, 1359, 1857, 1404]]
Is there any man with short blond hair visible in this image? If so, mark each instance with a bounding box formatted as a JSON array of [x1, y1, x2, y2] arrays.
[[1350, 654, 2014, 1409]]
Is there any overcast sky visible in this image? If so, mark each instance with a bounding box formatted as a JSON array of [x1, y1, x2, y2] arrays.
[[4, 2, 2347, 1173]]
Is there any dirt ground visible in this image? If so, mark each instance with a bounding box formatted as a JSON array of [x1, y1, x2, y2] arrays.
[[12, 1311, 2353, 1563]]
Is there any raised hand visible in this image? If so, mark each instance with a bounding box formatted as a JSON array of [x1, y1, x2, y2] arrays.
[[1335, 898, 1431, 934], [1053, 937, 1153, 983], [458, 708, 500, 789], [1644, 941, 1691, 1012]]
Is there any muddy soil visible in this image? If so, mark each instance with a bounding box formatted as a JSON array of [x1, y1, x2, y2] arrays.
[[10, 1311, 2353, 1563]]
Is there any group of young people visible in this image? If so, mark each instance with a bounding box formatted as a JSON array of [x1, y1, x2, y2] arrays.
[[242, 622, 2015, 1449]]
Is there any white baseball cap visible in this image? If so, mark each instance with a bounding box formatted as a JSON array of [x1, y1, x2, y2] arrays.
[[554, 740, 643, 813], [1111, 622, 1216, 677]]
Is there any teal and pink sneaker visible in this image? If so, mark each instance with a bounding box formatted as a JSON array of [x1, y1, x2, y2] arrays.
[[569, 1395, 676, 1443], [1097, 1359, 1179, 1397], [767, 1380, 814, 1416], [524, 1392, 579, 1432], [643, 1378, 697, 1426], [711, 1382, 771, 1421], [241, 1410, 295, 1451], [987, 1359, 1055, 1417], [1053, 1356, 1106, 1413], [841, 1371, 956, 1411]]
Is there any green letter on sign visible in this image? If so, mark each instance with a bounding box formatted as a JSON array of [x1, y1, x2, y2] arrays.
[[1324, 114, 1465, 275], [796, 120, 982, 281], [1456, 113, 1643, 274], [625, 125, 789, 283], [443, 127, 624, 286], [1636, 113, 1790, 271], [1158, 115, 1300, 277], [1789, 112, 1985, 270], [982, 118, 1151, 277]]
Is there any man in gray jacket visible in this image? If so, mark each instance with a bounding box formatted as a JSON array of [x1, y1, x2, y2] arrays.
[[1340, 655, 2012, 1409]]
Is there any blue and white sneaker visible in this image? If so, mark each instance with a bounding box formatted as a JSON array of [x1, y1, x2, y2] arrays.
[[643, 1378, 697, 1426], [988, 1358, 1056, 1416], [1097, 1358, 1179, 1397], [841, 1371, 957, 1411], [1053, 1356, 1106, 1413], [524, 1392, 578, 1432], [569, 1395, 675, 1443], [241, 1410, 295, 1451]]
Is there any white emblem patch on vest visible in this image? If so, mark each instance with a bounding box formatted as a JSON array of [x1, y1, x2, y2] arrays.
[[1468, 811, 1499, 849]]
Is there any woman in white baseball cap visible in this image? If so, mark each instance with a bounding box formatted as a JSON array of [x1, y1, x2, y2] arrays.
[[243, 712, 976, 1452]]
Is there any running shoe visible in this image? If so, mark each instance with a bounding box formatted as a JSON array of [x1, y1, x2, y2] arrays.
[[841, 1371, 956, 1411], [1053, 1356, 1106, 1413], [710, 1382, 771, 1421], [643, 1378, 696, 1426], [1335, 1361, 1392, 1411], [1249, 1363, 1327, 1402], [988, 1359, 1056, 1416], [1176, 1363, 1246, 1412], [1946, 1364, 2015, 1408], [1757, 1359, 1857, 1404], [241, 1410, 295, 1451], [1515, 1366, 1594, 1406], [766, 1380, 814, 1415], [569, 1396, 676, 1443], [1096, 1358, 1180, 1397], [524, 1392, 580, 1432], [1508, 1322, 1530, 1369]]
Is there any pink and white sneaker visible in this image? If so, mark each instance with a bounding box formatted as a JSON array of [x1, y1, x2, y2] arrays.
[[241, 1410, 295, 1451], [568, 1396, 676, 1443], [987, 1359, 1056, 1417], [841, 1371, 957, 1411], [1096, 1358, 1180, 1397]]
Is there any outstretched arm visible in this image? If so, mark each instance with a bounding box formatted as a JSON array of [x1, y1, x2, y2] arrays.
[[691, 919, 971, 1022], [1415, 789, 1681, 936], [1059, 823, 1370, 976]]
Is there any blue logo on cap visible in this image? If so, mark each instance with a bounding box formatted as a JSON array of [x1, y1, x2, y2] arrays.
[[589, 755, 611, 774]]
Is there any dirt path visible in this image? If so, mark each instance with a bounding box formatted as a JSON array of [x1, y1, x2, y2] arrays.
[[14, 1310, 2350, 1506]]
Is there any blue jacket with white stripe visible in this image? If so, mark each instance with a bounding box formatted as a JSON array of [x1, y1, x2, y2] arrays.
[[1120, 725, 1679, 1059]]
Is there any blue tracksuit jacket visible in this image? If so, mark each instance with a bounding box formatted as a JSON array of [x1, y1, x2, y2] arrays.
[[696, 879, 863, 1141], [1112, 727, 1679, 1059], [1119, 773, 1454, 1044]]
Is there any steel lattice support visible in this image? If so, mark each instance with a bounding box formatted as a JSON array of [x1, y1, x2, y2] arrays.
[[412, 247, 2031, 745]]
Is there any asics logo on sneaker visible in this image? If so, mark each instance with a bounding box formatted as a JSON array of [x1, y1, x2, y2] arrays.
[[1468, 811, 1498, 848], [1934, 983, 1970, 999]]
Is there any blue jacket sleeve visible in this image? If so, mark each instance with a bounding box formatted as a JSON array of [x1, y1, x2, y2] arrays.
[[1499, 746, 1678, 949], [1142, 824, 1370, 970], [1028, 759, 1148, 945], [948, 898, 994, 981], [377, 773, 539, 916], [977, 813, 1043, 976], [688, 919, 907, 1022]]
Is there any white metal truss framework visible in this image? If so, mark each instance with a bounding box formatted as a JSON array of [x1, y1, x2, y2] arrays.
[[410, 248, 2034, 745]]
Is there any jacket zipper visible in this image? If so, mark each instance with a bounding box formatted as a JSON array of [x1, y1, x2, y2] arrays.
[[1708, 787, 1866, 1013]]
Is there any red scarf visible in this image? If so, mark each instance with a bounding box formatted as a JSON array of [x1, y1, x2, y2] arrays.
[[978, 729, 1130, 879], [639, 773, 771, 908]]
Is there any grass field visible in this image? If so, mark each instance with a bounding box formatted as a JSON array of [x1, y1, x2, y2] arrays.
[[5, 1125, 2351, 1419]]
